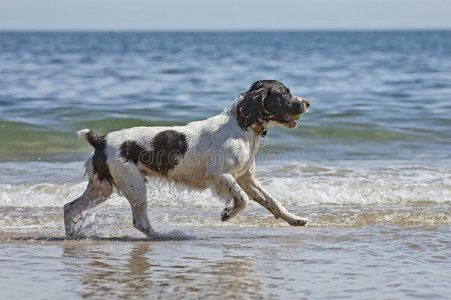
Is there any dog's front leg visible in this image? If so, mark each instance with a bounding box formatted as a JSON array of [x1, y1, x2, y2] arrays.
[[237, 172, 307, 226], [212, 173, 250, 221]]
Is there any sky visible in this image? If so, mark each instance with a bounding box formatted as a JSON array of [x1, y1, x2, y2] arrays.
[[1, 0, 451, 31]]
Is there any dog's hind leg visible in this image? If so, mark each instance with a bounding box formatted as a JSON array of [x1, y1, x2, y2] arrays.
[[113, 170, 158, 238], [64, 179, 113, 239]]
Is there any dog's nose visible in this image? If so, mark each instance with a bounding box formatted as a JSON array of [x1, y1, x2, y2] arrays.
[[303, 99, 310, 109]]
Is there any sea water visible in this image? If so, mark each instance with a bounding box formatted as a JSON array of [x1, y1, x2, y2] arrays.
[[0, 31, 450, 299]]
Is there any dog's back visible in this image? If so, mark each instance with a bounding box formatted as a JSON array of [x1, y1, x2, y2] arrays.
[[80, 110, 254, 190], [65, 80, 310, 239]]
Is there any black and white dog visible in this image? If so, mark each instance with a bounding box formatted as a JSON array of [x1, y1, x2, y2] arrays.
[[64, 80, 310, 238]]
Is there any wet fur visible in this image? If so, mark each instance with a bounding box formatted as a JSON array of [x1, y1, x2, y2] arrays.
[[64, 80, 310, 239]]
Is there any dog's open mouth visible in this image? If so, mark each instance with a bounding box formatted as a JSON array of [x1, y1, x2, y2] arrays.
[[282, 113, 301, 128]]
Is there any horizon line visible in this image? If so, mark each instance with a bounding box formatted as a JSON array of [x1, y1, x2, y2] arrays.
[[1, 27, 451, 33]]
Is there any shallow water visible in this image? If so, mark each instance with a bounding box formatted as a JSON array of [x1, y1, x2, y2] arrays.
[[1, 225, 450, 299], [1, 199, 450, 298], [1, 31, 451, 298]]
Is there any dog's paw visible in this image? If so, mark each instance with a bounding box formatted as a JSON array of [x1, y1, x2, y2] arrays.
[[290, 217, 308, 226], [65, 231, 86, 240], [221, 207, 233, 221]]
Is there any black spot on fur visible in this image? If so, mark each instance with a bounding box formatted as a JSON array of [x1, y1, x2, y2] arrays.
[[119, 140, 143, 165], [120, 130, 188, 176], [92, 136, 114, 183], [236, 86, 269, 130]]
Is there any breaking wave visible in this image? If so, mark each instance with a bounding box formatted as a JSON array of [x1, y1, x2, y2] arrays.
[[1, 163, 449, 209]]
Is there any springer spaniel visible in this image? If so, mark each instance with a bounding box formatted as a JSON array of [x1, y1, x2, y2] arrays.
[[64, 80, 310, 238]]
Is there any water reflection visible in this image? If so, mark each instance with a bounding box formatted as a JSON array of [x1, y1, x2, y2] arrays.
[[2, 226, 450, 298], [62, 239, 264, 298]]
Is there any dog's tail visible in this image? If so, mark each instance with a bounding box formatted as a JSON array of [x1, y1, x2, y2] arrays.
[[77, 129, 103, 149]]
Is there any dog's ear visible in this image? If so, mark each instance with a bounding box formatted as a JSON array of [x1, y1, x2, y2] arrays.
[[236, 87, 269, 130]]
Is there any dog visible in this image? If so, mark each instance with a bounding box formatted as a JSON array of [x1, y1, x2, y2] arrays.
[[64, 80, 310, 238]]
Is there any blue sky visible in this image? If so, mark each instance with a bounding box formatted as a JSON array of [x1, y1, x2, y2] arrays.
[[1, 0, 450, 31]]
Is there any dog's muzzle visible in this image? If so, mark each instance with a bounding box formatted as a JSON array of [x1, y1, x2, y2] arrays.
[[282, 97, 310, 128]]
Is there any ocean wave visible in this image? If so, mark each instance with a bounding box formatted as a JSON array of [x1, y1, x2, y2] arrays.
[[0, 121, 87, 162], [0, 119, 186, 161], [1, 163, 449, 234], [291, 124, 438, 142], [1, 164, 449, 208], [2, 117, 447, 163]]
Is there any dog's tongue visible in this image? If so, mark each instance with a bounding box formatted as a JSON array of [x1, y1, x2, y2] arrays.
[[283, 114, 297, 128]]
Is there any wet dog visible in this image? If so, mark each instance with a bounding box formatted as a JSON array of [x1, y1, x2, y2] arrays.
[[64, 80, 310, 238]]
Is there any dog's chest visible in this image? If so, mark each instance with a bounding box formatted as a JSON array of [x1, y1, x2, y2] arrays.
[[232, 138, 259, 177]]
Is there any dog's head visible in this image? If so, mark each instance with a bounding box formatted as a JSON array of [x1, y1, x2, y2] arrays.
[[234, 80, 310, 131]]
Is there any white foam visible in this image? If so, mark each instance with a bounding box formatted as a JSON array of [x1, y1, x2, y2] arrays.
[[0, 163, 449, 208], [259, 163, 451, 206]]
